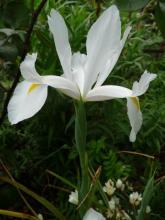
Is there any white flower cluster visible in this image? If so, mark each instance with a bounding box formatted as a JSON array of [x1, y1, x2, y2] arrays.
[[103, 179, 131, 219], [103, 179, 116, 196], [102, 178, 151, 219], [68, 179, 151, 219], [103, 178, 125, 195]]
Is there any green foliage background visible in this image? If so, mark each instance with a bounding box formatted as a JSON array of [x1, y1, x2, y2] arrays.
[[0, 0, 165, 219]]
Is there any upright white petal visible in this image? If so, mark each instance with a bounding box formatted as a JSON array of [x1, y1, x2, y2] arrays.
[[8, 81, 47, 124], [85, 5, 121, 93], [127, 97, 142, 142], [20, 53, 41, 82], [41, 75, 80, 99], [71, 52, 87, 95], [85, 85, 132, 101], [48, 9, 72, 77], [95, 26, 131, 87], [132, 70, 157, 96], [83, 208, 106, 220]]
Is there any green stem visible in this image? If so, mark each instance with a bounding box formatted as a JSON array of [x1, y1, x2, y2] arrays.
[[75, 101, 90, 217]]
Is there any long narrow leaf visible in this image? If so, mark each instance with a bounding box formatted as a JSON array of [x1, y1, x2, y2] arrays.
[[46, 170, 77, 189], [136, 176, 155, 220], [0, 176, 67, 220], [0, 210, 38, 220]]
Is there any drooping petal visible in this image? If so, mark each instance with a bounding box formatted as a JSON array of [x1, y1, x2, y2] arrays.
[[8, 81, 47, 124], [127, 97, 143, 142], [84, 5, 121, 93], [85, 85, 132, 101], [41, 75, 80, 99], [20, 53, 41, 82], [95, 26, 131, 87], [83, 208, 106, 220], [132, 70, 157, 96], [48, 9, 72, 77]]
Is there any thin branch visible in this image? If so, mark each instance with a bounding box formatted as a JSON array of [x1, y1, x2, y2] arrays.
[[118, 150, 155, 160], [0, 0, 47, 125], [156, 175, 165, 183]]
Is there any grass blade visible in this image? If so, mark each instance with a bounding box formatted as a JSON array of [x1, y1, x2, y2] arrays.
[[46, 169, 77, 189], [136, 176, 155, 220], [0, 210, 38, 220], [0, 176, 67, 220]]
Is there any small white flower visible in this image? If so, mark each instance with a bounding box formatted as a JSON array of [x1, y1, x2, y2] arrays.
[[106, 196, 120, 218], [116, 210, 122, 220], [68, 189, 78, 205], [38, 214, 43, 220], [129, 192, 142, 206], [146, 205, 151, 214], [116, 179, 125, 191], [103, 179, 116, 196], [106, 208, 114, 219], [108, 198, 116, 211]]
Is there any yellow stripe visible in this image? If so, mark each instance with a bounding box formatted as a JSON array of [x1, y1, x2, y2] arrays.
[[130, 97, 140, 110], [28, 83, 40, 94]]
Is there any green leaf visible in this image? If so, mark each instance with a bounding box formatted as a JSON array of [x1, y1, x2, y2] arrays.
[[115, 0, 150, 11], [0, 210, 38, 220], [46, 170, 77, 189], [35, 29, 53, 48], [2, 0, 30, 29], [74, 101, 90, 216], [155, 0, 165, 38], [0, 176, 67, 220], [136, 176, 155, 220]]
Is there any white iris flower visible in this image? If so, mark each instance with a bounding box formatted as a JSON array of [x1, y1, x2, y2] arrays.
[[7, 5, 156, 142]]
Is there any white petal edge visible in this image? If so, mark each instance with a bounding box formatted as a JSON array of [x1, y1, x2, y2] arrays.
[[85, 85, 132, 102], [84, 5, 121, 93], [132, 70, 157, 96], [41, 75, 80, 99], [48, 9, 72, 78], [95, 25, 132, 87], [8, 81, 47, 124], [127, 97, 143, 142], [83, 208, 106, 220], [20, 53, 41, 82]]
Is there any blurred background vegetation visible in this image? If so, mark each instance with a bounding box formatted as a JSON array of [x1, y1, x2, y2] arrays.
[[0, 0, 165, 219]]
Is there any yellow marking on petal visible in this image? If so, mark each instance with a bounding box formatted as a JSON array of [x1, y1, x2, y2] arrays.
[[28, 83, 40, 94], [131, 97, 140, 110]]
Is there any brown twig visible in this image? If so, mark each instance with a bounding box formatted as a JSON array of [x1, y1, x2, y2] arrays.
[[94, 0, 102, 17], [118, 150, 155, 160], [156, 175, 165, 183], [76, 166, 101, 210], [0, 0, 47, 125]]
